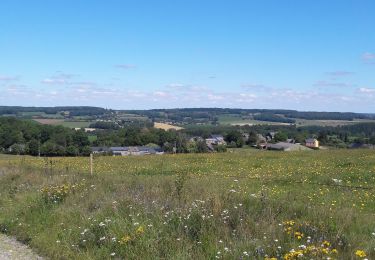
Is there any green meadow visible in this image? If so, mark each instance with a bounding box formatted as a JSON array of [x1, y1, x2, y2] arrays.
[[0, 150, 374, 259]]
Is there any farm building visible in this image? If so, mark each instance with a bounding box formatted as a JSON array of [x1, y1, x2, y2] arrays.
[[266, 142, 312, 151], [205, 135, 226, 146], [91, 146, 164, 156], [305, 138, 319, 148]]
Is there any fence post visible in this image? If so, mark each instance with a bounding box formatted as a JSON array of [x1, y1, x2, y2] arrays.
[[90, 153, 93, 176]]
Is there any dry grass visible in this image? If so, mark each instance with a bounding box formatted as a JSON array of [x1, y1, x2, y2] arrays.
[[154, 122, 184, 131]]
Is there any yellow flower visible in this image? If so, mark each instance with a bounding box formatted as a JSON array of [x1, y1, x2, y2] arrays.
[[294, 231, 303, 240], [136, 226, 145, 235], [355, 250, 366, 258], [119, 235, 131, 244]]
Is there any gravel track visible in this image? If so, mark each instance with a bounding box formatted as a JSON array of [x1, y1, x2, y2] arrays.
[[0, 234, 43, 260]]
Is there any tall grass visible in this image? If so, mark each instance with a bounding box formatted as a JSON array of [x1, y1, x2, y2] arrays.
[[0, 150, 374, 259]]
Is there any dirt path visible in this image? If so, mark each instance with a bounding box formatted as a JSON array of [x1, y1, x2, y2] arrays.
[[0, 234, 43, 260]]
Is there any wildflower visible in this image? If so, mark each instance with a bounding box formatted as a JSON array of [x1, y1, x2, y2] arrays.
[[110, 253, 116, 256], [136, 226, 145, 235], [119, 235, 131, 244], [294, 231, 303, 239], [355, 250, 367, 258]]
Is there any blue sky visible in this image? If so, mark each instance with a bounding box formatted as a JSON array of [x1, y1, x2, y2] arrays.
[[1, 0, 374, 112]]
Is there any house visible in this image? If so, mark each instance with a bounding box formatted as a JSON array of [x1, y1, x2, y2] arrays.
[[205, 135, 226, 146], [74, 128, 97, 132], [257, 134, 267, 144], [266, 142, 312, 151], [266, 132, 277, 141], [110, 147, 130, 156], [91, 147, 110, 154], [91, 146, 164, 156], [305, 138, 319, 148]]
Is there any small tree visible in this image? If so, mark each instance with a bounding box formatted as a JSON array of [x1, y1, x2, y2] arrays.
[[274, 132, 288, 142], [247, 131, 258, 145]]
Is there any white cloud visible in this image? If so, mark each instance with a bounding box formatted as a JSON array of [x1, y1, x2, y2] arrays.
[[313, 80, 354, 88], [362, 52, 375, 63], [115, 64, 137, 69], [241, 84, 270, 92], [0, 75, 18, 81], [358, 87, 375, 93], [326, 71, 354, 77], [41, 72, 77, 85]]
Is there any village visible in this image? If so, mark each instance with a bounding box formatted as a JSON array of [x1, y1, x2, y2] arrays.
[[91, 133, 321, 156]]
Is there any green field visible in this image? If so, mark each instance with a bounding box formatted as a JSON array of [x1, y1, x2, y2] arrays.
[[60, 120, 92, 128], [0, 150, 374, 259], [295, 119, 375, 127], [218, 114, 375, 127], [218, 115, 289, 126]]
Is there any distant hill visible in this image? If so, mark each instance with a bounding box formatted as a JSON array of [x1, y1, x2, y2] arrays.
[[1, 106, 375, 127], [0, 106, 107, 117]]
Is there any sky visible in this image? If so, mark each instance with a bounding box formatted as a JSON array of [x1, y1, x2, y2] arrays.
[[0, 0, 375, 112]]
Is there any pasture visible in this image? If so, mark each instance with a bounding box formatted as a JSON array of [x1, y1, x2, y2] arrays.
[[0, 150, 374, 259]]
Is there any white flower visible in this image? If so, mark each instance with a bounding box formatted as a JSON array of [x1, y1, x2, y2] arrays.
[[110, 252, 116, 256]]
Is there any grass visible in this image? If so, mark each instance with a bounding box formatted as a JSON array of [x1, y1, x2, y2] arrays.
[[217, 115, 290, 126], [32, 119, 92, 128], [60, 121, 92, 128], [295, 119, 375, 127], [0, 150, 374, 259]]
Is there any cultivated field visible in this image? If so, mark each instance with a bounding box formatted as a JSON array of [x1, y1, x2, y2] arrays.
[[0, 150, 374, 259], [154, 122, 184, 131]]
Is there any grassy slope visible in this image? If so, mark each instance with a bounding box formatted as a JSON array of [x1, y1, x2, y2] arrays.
[[0, 151, 374, 259]]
